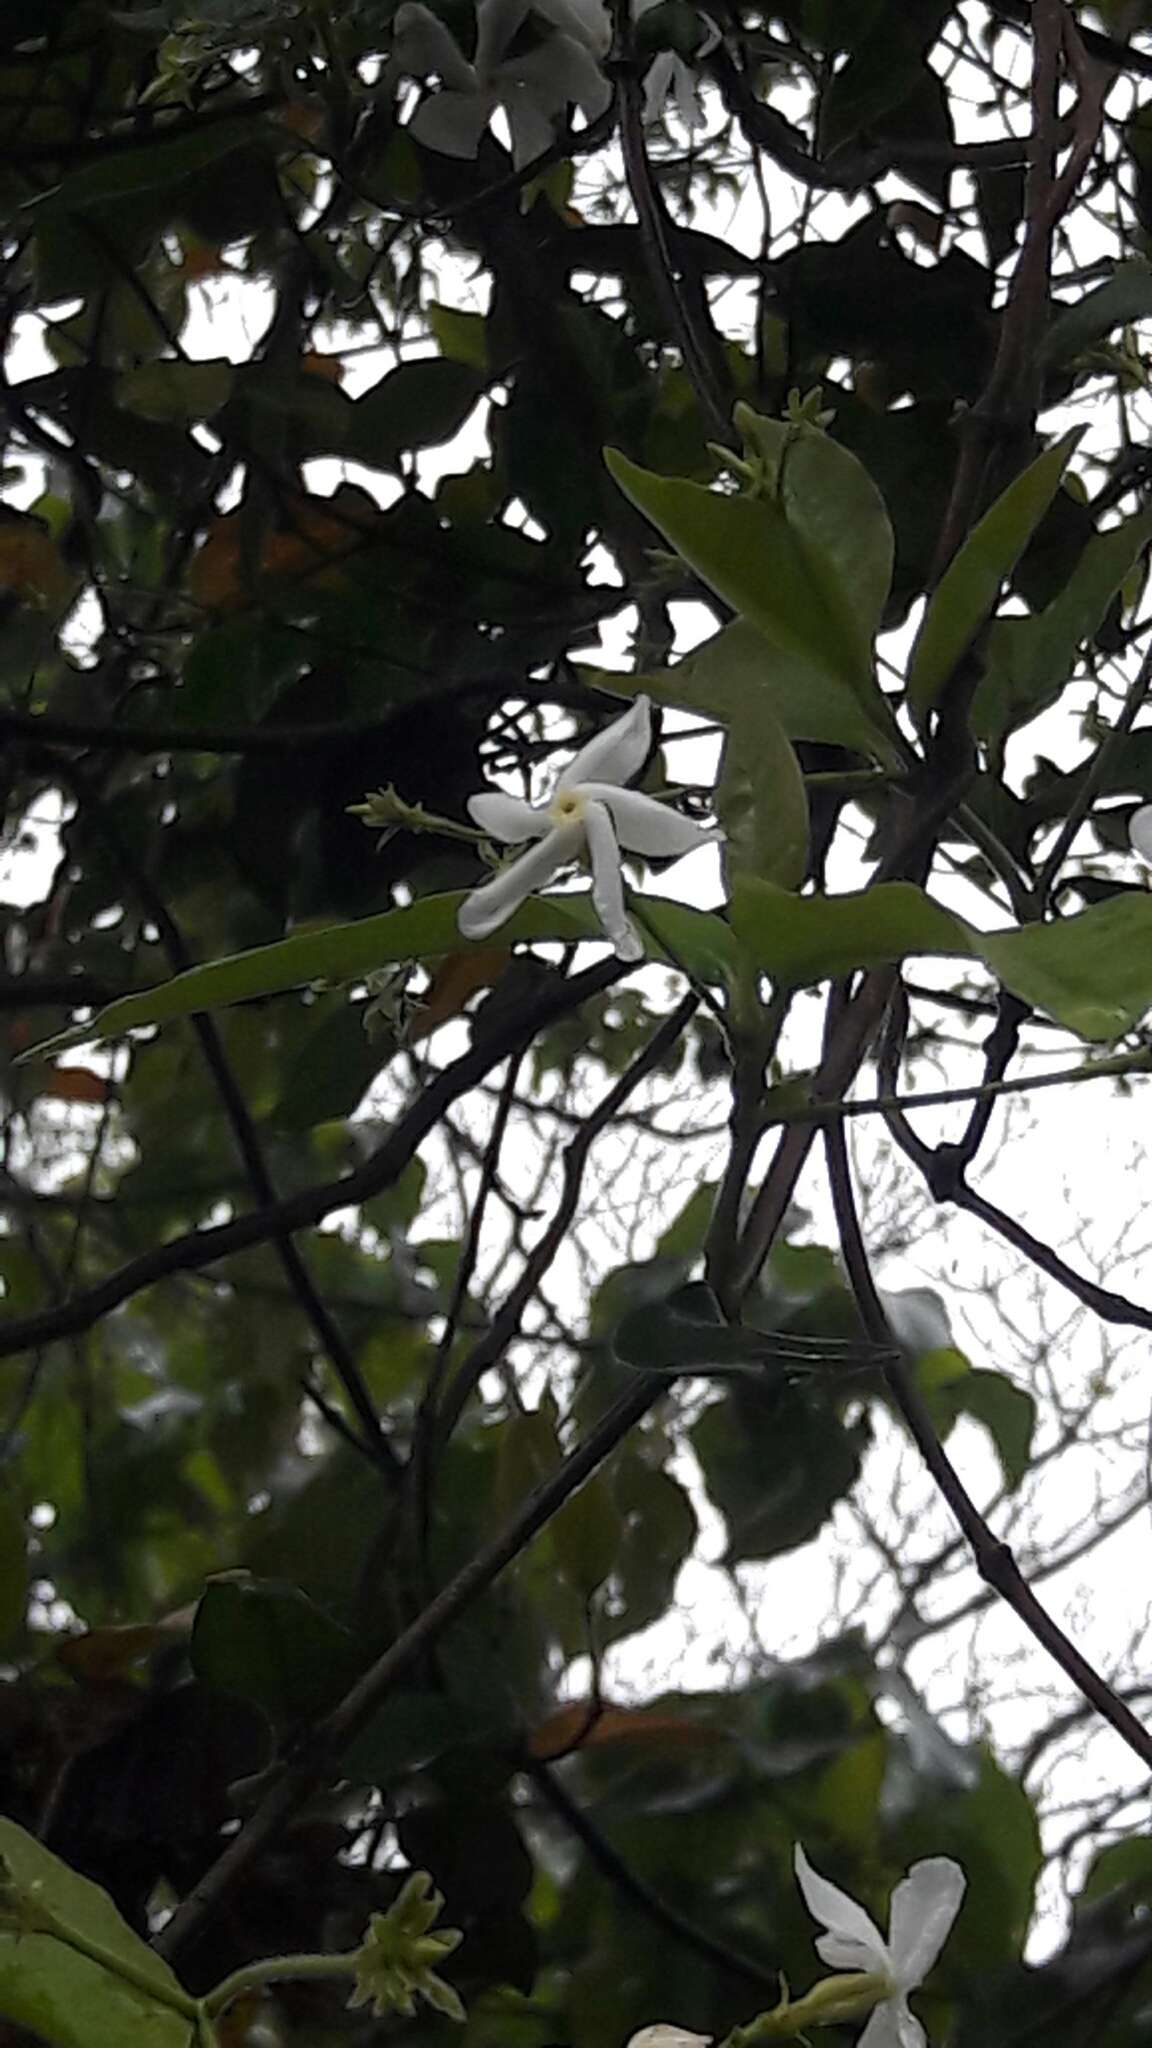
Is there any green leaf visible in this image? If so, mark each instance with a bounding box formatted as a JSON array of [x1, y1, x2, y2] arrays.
[[0, 1819, 192, 2048], [116, 358, 234, 423], [733, 877, 1152, 1040], [691, 1374, 869, 1563], [1081, 1835, 1152, 1905], [191, 1574, 359, 1730], [427, 302, 489, 370], [30, 115, 264, 212], [731, 876, 967, 987], [25, 892, 737, 1061], [1041, 259, 1152, 368], [268, 994, 392, 1128], [943, 1368, 1036, 1492], [605, 417, 893, 698], [347, 358, 487, 470], [717, 691, 809, 891], [975, 894, 1152, 1041], [490, 1404, 620, 1600], [584, 618, 901, 760], [341, 1690, 488, 1784], [906, 431, 1081, 725], [972, 505, 1152, 744], [613, 1281, 796, 1376]]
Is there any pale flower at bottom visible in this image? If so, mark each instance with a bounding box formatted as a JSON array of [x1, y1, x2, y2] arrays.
[[794, 1844, 965, 2048]]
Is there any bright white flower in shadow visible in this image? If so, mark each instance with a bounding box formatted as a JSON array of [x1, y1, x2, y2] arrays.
[[1130, 804, 1152, 867], [458, 695, 718, 962], [626, 2029, 712, 2048], [392, 0, 610, 165], [794, 1845, 965, 2048]]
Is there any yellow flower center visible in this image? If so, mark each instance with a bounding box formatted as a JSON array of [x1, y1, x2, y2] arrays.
[[550, 790, 586, 826]]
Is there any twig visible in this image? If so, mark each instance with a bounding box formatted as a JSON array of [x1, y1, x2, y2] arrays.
[[1031, 644, 1152, 913], [0, 957, 625, 1360], [527, 1759, 778, 1990], [822, 1115, 1152, 1772], [932, 3, 1114, 579], [154, 1370, 667, 1962], [434, 993, 700, 1447], [66, 765, 397, 1474], [610, 6, 732, 444]]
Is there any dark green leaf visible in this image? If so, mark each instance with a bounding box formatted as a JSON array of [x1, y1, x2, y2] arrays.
[[907, 432, 1081, 724], [191, 1574, 360, 1729], [717, 690, 809, 891], [973, 506, 1152, 744], [346, 359, 487, 470], [31, 115, 265, 211], [605, 414, 893, 700], [28, 892, 737, 1061]]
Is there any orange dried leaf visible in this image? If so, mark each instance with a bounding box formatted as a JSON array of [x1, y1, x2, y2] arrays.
[[35, 1065, 110, 1104], [189, 486, 383, 612], [56, 1623, 165, 1683], [411, 947, 511, 1039], [528, 1701, 719, 1760], [0, 513, 73, 607]]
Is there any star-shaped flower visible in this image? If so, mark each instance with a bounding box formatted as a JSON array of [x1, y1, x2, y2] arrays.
[[391, 0, 610, 165], [457, 694, 718, 962], [347, 1871, 464, 2023], [794, 1845, 965, 2048]]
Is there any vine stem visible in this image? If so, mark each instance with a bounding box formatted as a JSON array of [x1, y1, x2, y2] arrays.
[[155, 1370, 665, 1963], [822, 1113, 1152, 1773]]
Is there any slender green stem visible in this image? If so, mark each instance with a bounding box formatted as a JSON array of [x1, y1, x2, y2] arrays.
[[204, 1951, 359, 2019], [768, 1043, 1152, 1128]]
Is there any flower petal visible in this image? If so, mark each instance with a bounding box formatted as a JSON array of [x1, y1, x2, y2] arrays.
[[642, 49, 675, 121], [671, 54, 705, 130], [1131, 802, 1152, 865], [559, 695, 651, 792], [476, 0, 531, 76], [536, 0, 610, 53], [468, 792, 549, 842], [408, 88, 493, 156], [794, 1847, 889, 1976], [626, 2031, 712, 2048], [582, 784, 719, 859], [886, 1858, 965, 1989], [503, 33, 612, 121], [585, 799, 643, 960], [457, 826, 576, 940], [392, 2, 477, 87], [503, 89, 561, 166], [857, 1996, 921, 2048]]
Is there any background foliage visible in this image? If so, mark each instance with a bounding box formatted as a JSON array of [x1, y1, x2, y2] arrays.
[[6, 0, 1152, 2043]]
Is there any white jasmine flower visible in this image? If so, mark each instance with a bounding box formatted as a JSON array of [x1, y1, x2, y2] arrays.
[[458, 694, 718, 962], [392, 0, 610, 165], [627, 2030, 712, 2048], [1130, 803, 1152, 867], [794, 1844, 965, 2048]]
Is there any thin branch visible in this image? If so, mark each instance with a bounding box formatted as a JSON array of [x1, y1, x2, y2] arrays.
[[527, 1759, 778, 1991], [434, 992, 700, 1447], [0, 957, 625, 1361], [610, 9, 733, 444], [154, 1370, 667, 1963], [823, 1113, 1152, 1773]]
